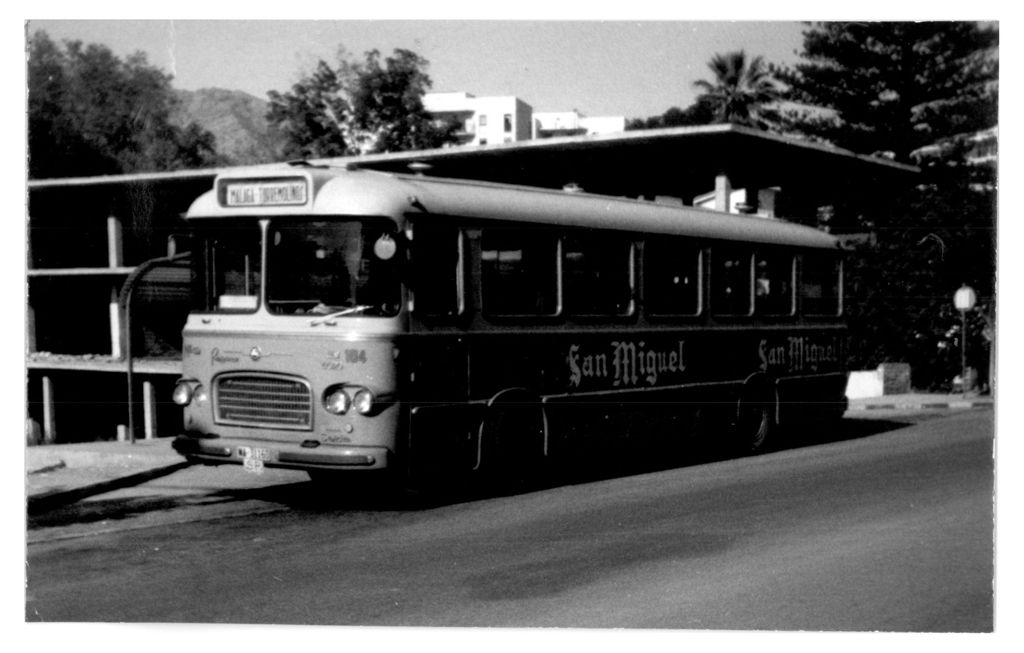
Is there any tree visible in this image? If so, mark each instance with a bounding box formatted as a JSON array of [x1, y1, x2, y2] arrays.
[[627, 51, 779, 132], [692, 50, 782, 128], [845, 153, 996, 389], [267, 48, 458, 159], [626, 97, 716, 131], [27, 31, 219, 179], [775, 22, 998, 389], [266, 60, 351, 160], [774, 22, 997, 163]]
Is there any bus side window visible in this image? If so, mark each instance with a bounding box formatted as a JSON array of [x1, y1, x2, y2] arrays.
[[801, 254, 842, 316], [411, 224, 463, 317], [481, 229, 559, 316], [563, 234, 633, 316], [644, 238, 701, 316], [754, 251, 795, 316], [711, 246, 753, 316], [204, 232, 261, 312]]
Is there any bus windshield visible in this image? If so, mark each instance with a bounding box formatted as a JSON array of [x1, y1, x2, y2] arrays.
[[265, 218, 402, 317]]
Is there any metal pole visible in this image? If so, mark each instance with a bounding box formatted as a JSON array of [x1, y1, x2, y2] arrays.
[[961, 309, 968, 399], [954, 285, 977, 398], [42, 375, 56, 444], [143, 380, 156, 440]]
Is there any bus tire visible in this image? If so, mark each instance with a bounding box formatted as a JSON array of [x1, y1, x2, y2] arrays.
[[734, 378, 776, 456], [738, 402, 771, 454]]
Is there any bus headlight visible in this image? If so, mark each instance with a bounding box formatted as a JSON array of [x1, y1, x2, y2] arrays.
[[193, 385, 209, 404], [353, 388, 375, 415], [173, 382, 194, 406], [324, 387, 351, 415]]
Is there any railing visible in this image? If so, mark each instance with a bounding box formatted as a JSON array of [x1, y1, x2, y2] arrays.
[[117, 252, 191, 443]]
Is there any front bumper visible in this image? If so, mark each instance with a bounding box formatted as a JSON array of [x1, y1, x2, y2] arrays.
[[172, 434, 391, 471]]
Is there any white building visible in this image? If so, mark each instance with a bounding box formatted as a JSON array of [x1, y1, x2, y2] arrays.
[[424, 92, 624, 146], [424, 92, 531, 145], [693, 186, 780, 218], [532, 111, 626, 139]]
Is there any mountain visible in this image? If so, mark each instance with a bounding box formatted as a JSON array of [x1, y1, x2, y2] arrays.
[[172, 88, 288, 165]]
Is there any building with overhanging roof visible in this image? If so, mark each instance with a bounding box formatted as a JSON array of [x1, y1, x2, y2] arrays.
[[26, 125, 916, 442]]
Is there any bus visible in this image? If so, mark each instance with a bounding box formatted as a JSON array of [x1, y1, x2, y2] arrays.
[[171, 163, 847, 486]]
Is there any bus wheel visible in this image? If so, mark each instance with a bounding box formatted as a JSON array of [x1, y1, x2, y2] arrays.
[[734, 390, 774, 456], [741, 403, 771, 453]]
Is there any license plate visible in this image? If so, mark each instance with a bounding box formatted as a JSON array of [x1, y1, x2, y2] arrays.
[[238, 446, 271, 474]]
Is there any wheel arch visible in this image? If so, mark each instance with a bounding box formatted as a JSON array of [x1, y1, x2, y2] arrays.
[[475, 386, 550, 470]]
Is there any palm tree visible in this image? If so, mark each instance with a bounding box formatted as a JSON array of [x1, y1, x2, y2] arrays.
[[692, 50, 781, 128]]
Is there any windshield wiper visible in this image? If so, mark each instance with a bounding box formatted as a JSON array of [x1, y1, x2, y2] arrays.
[[309, 305, 373, 326]]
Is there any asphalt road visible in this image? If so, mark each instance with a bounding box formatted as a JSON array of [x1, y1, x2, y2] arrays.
[[25, 409, 994, 631]]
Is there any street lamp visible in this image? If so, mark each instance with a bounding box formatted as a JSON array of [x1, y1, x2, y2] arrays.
[[954, 284, 977, 397]]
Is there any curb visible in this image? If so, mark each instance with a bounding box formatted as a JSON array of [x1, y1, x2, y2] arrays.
[[847, 400, 992, 411], [27, 461, 194, 515]]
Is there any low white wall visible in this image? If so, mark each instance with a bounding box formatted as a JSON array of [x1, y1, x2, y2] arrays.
[[845, 363, 912, 398], [846, 370, 884, 399]]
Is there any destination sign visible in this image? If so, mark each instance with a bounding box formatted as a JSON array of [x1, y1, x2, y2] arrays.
[[222, 179, 308, 207]]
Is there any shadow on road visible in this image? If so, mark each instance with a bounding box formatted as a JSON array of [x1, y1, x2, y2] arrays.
[[28, 493, 212, 530], [27, 462, 194, 517], [790, 416, 916, 447], [215, 415, 922, 513], [28, 415, 920, 529]]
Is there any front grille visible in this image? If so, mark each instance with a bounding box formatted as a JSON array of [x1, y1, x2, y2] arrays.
[[215, 373, 313, 430]]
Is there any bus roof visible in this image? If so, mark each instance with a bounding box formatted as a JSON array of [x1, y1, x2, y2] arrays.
[[187, 164, 843, 251]]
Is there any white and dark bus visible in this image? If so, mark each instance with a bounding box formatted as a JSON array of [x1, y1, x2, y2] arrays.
[[171, 163, 847, 485]]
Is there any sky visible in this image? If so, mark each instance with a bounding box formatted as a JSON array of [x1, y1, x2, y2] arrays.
[[26, 19, 809, 120]]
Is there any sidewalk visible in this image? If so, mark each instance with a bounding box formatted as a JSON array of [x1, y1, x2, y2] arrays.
[[845, 392, 993, 412], [26, 393, 993, 512]]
